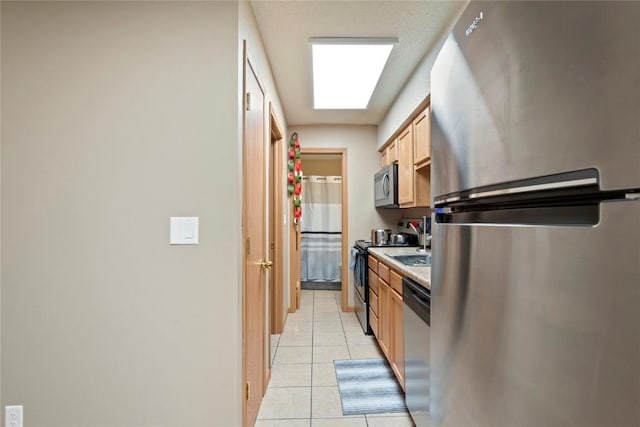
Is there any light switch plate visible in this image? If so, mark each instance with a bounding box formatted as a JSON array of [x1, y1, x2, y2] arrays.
[[170, 217, 199, 245]]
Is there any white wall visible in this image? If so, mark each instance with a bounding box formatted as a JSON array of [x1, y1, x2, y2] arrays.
[[378, 1, 468, 148], [2, 2, 242, 425], [290, 125, 403, 306]]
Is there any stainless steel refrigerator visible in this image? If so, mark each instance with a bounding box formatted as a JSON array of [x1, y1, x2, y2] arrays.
[[430, 2, 640, 426]]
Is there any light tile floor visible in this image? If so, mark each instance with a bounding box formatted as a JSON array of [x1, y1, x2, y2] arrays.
[[256, 290, 415, 427]]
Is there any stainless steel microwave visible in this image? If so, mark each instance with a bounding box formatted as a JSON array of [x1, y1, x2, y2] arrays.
[[374, 163, 398, 208]]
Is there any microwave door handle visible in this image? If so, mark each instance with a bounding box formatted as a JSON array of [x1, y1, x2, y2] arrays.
[[382, 173, 390, 198]]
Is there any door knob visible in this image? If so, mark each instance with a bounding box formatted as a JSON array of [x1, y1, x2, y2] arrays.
[[258, 259, 273, 269]]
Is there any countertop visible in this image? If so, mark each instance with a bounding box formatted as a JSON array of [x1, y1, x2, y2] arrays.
[[367, 247, 431, 290]]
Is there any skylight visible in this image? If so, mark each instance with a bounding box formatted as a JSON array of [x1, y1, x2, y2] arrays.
[[310, 38, 397, 110]]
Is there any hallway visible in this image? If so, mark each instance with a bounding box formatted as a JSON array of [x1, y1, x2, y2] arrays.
[[256, 290, 414, 426]]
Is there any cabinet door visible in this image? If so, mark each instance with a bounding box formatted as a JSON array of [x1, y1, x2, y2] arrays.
[[413, 105, 431, 167], [369, 268, 379, 295], [390, 269, 403, 295], [387, 139, 398, 164], [377, 277, 391, 359], [368, 255, 378, 272], [369, 307, 379, 337], [397, 125, 414, 206], [378, 262, 390, 283], [370, 286, 379, 316], [390, 289, 405, 389], [380, 149, 388, 167]]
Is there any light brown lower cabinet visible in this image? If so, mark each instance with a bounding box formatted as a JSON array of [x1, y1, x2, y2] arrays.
[[369, 307, 379, 337], [372, 259, 406, 389], [377, 276, 391, 360], [368, 267, 379, 295], [369, 268, 380, 337], [390, 288, 405, 390]]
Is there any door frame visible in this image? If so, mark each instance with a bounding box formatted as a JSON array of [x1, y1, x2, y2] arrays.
[[266, 103, 285, 392], [269, 103, 286, 334], [289, 209, 301, 312], [298, 147, 350, 311]]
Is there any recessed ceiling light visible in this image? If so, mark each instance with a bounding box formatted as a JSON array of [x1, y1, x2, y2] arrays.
[[310, 37, 397, 110]]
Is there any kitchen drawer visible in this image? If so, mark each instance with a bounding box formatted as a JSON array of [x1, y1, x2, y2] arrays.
[[368, 255, 378, 272], [390, 269, 403, 295], [369, 269, 379, 295], [370, 286, 379, 315], [369, 307, 379, 337], [378, 262, 390, 283]]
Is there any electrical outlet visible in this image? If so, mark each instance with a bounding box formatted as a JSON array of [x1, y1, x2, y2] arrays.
[[5, 406, 23, 427]]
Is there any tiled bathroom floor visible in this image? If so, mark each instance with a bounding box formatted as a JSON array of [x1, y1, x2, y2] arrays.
[[256, 289, 415, 427]]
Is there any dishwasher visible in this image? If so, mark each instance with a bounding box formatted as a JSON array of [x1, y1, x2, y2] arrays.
[[403, 277, 430, 427]]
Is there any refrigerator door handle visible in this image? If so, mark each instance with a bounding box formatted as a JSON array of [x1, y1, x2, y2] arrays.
[[434, 168, 600, 207], [467, 176, 597, 201]]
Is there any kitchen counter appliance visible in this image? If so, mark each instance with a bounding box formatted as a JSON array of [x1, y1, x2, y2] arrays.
[[403, 277, 431, 427], [430, 2, 640, 426], [370, 228, 391, 245], [374, 163, 398, 208]]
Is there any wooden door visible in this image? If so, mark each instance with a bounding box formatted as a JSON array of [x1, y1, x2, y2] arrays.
[[397, 125, 414, 206], [243, 54, 267, 427]]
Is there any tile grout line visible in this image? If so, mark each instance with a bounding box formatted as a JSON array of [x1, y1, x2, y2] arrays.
[[336, 290, 353, 360], [310, 290, 315, 420]]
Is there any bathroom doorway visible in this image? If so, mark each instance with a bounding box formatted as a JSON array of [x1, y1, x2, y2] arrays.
[[297, 148, 349, 311]]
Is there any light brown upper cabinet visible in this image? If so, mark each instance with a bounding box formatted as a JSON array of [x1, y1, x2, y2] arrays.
[[387, 138, 398, 164], [378, 95, 432, 208], [413, 105, 431, 168], [412, 104, 431, 207], [380, 138, 398, 167], [397, 125, 414, 206]]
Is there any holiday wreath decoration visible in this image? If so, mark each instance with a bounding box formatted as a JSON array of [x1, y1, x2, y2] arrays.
[[288, 132, 303, 224]]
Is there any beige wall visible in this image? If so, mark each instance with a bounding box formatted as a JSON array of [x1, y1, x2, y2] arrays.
[[2, 2, 242, 425], [290, 125, 403, 306], [377, 2, 468, 148], [302, 157, 342, 176]]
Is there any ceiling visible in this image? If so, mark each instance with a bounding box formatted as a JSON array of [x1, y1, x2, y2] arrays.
[[250, 1, 464, 127]]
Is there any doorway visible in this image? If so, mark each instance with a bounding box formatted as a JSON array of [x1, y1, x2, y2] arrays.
[[300, 157, 342, 291], [292, 148, 350, 311]]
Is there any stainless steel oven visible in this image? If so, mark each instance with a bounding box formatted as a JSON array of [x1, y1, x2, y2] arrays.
[[353, 238, 419, 335], [352, 244, 371, 335]]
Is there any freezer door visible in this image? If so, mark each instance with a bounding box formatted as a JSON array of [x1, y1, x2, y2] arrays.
[[431, 1, 640, 196], [430, 200, 640, 427]]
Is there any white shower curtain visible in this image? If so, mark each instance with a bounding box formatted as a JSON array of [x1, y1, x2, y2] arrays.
[[300, 176, 342, 282]]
